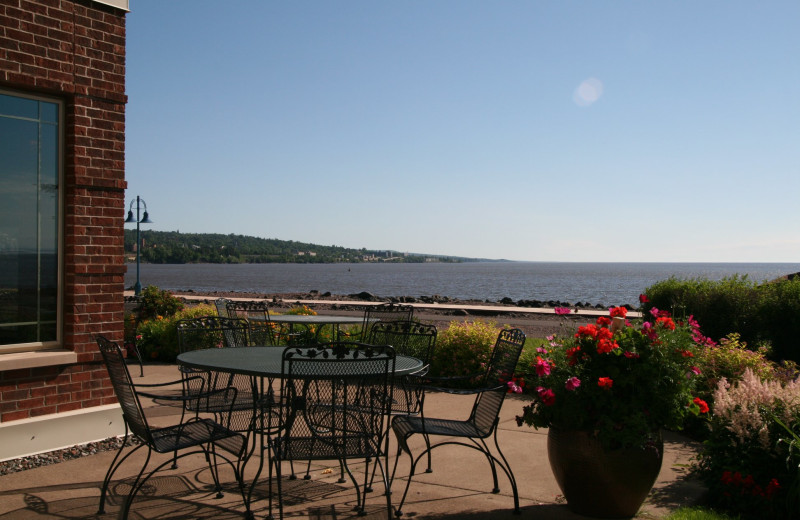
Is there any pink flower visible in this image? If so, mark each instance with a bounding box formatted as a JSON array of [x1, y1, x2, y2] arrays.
[[565, 377, 581, 391], [649, 307, 661, 318], [687, 366, 701, 378], [507, 380, 523, 394], [554, 307, 571, 315], [535, 356, 552, 376], [537, 346, 548, 355]]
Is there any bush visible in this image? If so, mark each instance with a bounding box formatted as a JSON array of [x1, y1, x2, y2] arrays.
[[428, 320, 501, 381], [137, 304, 215, 362], [135, 285, 184, 321], [643, 276, 800, 363], [695, 369, 800, 518], [694, 333, 781, 404]]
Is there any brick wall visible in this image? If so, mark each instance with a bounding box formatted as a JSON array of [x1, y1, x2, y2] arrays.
[[0, 0, 127, 422]]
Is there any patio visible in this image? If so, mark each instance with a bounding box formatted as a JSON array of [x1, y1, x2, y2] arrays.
[[0, 363, 705, 519]]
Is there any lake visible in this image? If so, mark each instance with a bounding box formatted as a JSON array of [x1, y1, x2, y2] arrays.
[[124, 262, 800, 307]]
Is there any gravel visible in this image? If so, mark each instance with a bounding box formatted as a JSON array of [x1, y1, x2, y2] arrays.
[[0, 436, 139, 476]]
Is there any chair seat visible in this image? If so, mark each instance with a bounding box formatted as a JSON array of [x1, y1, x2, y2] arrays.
[[392, 415, 488, 440], [149, 418, 245, 456], [272, 434, 378, 462]]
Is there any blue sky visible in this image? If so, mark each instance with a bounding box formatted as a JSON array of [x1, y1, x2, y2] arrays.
[[125, 1, 800, 262]]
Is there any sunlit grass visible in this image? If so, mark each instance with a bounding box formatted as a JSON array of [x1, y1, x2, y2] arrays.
[[663, 507, 739, 520]]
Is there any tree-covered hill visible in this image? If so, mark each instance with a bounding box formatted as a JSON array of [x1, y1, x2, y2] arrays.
[[124, 230, 472, 264]]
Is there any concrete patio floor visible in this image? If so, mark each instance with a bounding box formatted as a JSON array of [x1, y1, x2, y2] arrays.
[[0, 362, 706, 519]]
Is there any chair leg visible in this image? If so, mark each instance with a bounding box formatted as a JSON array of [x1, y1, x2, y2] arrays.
[[98, 434, 141, 514], [120, 447, 153, 520]]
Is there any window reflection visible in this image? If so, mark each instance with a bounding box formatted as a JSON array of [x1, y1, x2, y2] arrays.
[[0, 92, 60, 346]]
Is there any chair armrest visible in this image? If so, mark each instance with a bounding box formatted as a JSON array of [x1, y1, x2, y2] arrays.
[[405, 371, 483, 390]]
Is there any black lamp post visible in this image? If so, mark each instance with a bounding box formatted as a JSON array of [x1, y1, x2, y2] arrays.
[[124, 196, 153, 296]]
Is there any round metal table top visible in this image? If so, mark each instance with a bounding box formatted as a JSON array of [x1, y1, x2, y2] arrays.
[[250, 314, 377, 325], [177, 346, 423, 379]]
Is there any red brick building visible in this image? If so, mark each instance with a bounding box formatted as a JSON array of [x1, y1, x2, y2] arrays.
[[0, 0, 129, 460]]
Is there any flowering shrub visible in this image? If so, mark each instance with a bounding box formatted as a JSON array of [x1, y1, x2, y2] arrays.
[[428, 320, 502, 383], [516, 306, 709, 449], [137, 304, 215, 362], [695, 369, 800, 518], [694, 333, 789, 405]]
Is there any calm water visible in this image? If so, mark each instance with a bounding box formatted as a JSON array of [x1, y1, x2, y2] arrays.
[[125, 262, 800, 307]]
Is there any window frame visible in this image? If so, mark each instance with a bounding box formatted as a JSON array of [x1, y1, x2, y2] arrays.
[[0, 88, 64, 354]]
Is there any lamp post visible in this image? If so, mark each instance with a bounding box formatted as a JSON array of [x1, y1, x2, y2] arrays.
[[125, 196, 153, 296]]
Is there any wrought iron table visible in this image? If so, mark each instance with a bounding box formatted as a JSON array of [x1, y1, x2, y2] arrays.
[[177, 346, 423, 518]]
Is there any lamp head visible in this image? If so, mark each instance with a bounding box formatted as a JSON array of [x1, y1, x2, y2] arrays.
[[140, 211, 153, 224], [124, 210, 136, 223]]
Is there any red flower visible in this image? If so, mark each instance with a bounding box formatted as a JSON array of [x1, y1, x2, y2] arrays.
[[693, 397, 709, 414], [624, 351, 640, 359], [596, 316, 612, 327], [566, 346, 582, 366], [596, 327, 613, 341], [598, 377, 613, 389], [576, 324, 599, 339], [639, 294, 649, 304], [609, 306, 628, 318], [655, 316, 676, 330], [596, 338, 619, 354], [536, 386, 556, 406]]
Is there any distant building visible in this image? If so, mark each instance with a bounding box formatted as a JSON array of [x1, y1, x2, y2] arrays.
[[0, 0, 130, 461]]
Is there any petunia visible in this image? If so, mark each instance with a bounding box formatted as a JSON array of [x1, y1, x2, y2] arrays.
[[536, 386, 556, 406], [565, 377, 581, 391]]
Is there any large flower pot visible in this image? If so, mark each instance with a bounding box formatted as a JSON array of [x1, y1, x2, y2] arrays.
[[547, 428, 663, 519]]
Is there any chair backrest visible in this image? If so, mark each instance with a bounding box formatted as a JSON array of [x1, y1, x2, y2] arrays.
[[96, 336, 153, 444], [176, 315, 250, 353], [226, 300, 270, 321], [362, 303, 414, 339], [278, 342, 395, 461], [226, 300, 277, 346], [470, 328, 526, 435], [367, 320, 436, 364], [214, 297, 232, 318]]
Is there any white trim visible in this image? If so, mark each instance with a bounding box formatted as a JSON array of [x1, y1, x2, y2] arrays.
[[0, 349, 77, 371], [0, 404, 125, 462], [92, 0, 130, 11]]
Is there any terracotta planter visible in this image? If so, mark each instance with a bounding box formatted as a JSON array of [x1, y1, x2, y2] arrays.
[[547, 428, 663, 519]]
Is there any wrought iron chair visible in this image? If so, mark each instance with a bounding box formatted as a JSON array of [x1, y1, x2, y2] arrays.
[[364, 321, 437, 490], [226, 300, 285, 346], [390, 328, 527, 517], [95, 336, 248, 520], [340, 303, 415, 341], [176, 316, 256, 434], [268, 343, 396, 519], [214, 297, 232, 318]]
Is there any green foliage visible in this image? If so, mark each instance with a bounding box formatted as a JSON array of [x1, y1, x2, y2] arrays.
[[428, 320, 502, 381], [135, 285, 184, 321], [137, 304, 215, 362], [694, 333, 785, 404], [695, 369, 800, 519], [126, 230, 468, 264], [643, 276, 800, 363], [663, 507, 738, 520]]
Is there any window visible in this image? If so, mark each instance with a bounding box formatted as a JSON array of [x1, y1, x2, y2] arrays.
[[0, 91, 62, 350]]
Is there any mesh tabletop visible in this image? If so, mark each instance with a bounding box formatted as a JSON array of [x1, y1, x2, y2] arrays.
[[177, 346, 423, 378]]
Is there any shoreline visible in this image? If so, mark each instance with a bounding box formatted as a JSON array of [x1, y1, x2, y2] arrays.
[[147, 290, 612, 339]]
